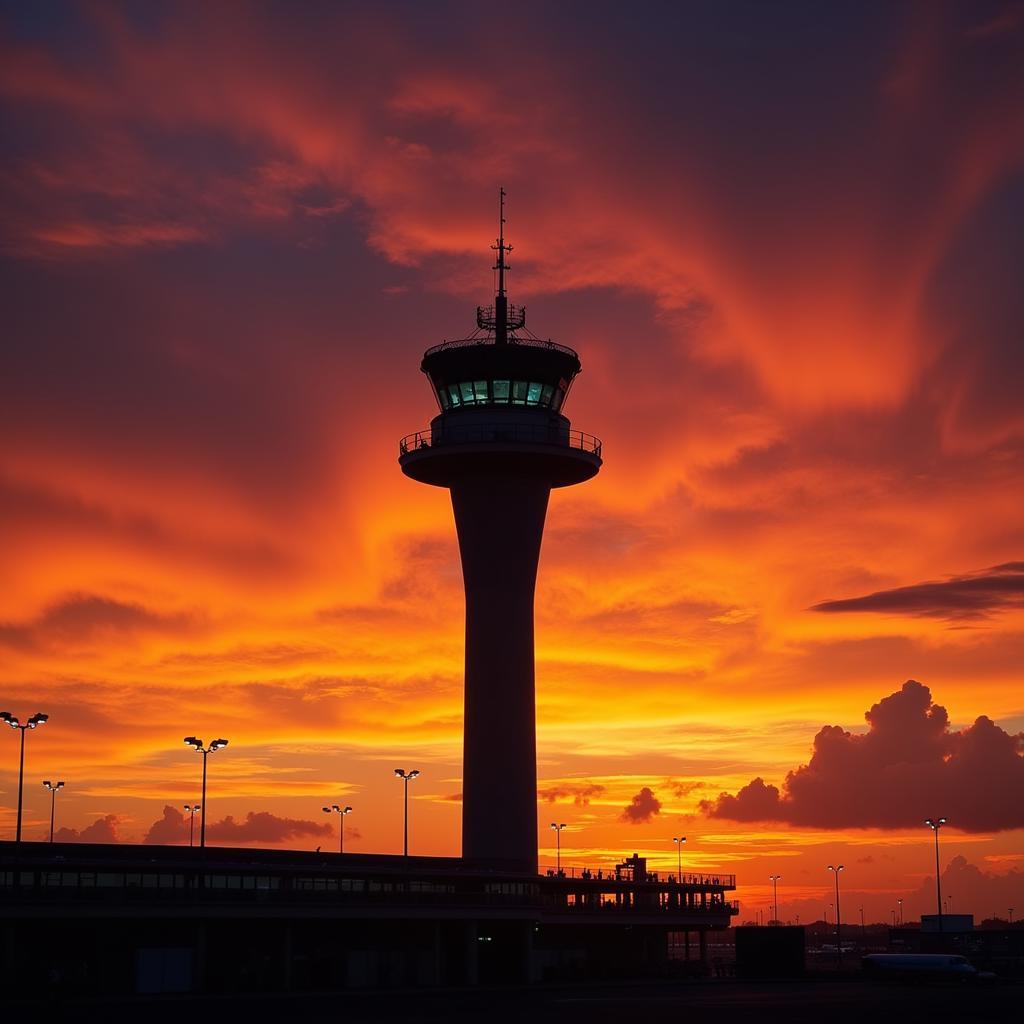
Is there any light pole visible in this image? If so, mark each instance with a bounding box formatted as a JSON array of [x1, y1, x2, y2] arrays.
[[673, 836, 686, 880], [550, 822, 567, 874], [323, 804, 353, 854], [897, 897, 903, 925], [1, 712, 49, 842], [183, 737, 228, 849], [925, 817, 947, 935], [859, 906, 865, 951], [183, 804, 201, 847], [1009, 908, 1014, 924], [828, 864, 844, 968], [42, 780, 64, 842], [394, 769, 419, 856], [769, 874, 781, 925]]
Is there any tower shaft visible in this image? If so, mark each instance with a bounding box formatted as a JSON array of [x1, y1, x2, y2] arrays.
[[452, 476, 550, 873]]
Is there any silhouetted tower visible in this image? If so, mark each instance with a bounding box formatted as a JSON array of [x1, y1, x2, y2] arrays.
[[399, 192, 602, 873]]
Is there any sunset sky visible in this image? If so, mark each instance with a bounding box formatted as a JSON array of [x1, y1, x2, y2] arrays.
[[2, 1, 1023, 925]]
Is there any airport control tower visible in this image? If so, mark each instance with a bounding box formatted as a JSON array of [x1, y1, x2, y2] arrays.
[[398, 193, 602, 874]]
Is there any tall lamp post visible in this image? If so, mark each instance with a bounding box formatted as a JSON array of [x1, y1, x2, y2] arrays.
[[183, 804, 201, 847], [394, 769, 419, 857], [183, 737, 228, 849], [769, 874, 781, 925], [42, 780, 64, 842], [925, 817, 947, 935], [1, 712, 49, 842], [550, 822, 567, 874], [828, 864, 844, 968], [323, 804, 353, 854], [897, 897, 903, 925], [673, 836, 686, 880]]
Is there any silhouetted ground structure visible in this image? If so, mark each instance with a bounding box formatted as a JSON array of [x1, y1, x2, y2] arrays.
[[1, 841, 736, 996], [734, 925, 805, 978]]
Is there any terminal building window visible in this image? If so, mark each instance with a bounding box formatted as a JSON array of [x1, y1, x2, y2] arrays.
[[440, 380, 565, 411]]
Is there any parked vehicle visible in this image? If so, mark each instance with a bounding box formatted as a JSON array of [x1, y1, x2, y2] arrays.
[[862, 954, 977, 978]]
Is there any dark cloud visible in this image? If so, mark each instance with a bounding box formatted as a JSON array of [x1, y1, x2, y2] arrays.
[[663, 779, 706, 798], [205, 811, 332, 844], [143, 805, 189, 844], [538, 782, 605, 806], [702, 681, 1024, 831], [54, 814, 120, 843], [620, 786, 661, 824], [811, 563, 1024, 620], [0, 592, 194, 650]]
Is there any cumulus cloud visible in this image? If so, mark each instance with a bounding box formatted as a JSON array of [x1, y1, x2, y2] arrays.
[[143, 805, 189, 844], [909, 855, 1024, 922], [538, 782, 606, 806], [205, 811, 332, 844], [811, 563, 1024, 620], [621, 786, 662, 824], [701, 681, 1024, 832], [54, 814, 120, 843]]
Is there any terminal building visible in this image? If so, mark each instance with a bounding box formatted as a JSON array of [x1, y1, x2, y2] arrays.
[[0, 199, 737, 994]]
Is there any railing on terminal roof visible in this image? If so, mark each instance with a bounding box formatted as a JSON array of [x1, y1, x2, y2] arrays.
[[543, 867, 736, 888], [423, 334, 579, 360], [399, 425, 602, 459]]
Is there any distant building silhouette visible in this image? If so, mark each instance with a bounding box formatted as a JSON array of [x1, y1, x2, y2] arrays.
[[400, 191, 601, 872]]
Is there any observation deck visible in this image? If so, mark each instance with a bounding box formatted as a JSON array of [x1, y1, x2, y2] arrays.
[[398, 415, 602, 488]]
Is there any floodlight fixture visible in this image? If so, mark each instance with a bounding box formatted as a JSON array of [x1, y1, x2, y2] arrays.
[[925, 817, 948, 933], [323, 803, 355, 853], [182, 734, 230, 848], [42, 779, 65, 842], [3, 710, 51, 841], [394, 769, 419, 856], [672, 836, 687, 879], [827, 865, 845, 967]]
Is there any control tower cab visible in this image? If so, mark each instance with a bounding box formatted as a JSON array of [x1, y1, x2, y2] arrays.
[[398, 192, 602, 874]]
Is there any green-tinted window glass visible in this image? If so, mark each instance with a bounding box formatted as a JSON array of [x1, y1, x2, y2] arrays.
[[448, 384, 462, 407], [551, 388, 564, 411], [512, 381, 528, 404], [474, 380, 488, 402], [540, 384, 554, 406], [526, 382, 542, 405], [493, 380, 510, 402], [460, 382, 475, 403], [438, 388, 449, 410]]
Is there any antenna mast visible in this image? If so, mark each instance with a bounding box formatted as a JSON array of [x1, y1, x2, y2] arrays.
[[492, 187, 511, 344], [476, 188, 525, 341]]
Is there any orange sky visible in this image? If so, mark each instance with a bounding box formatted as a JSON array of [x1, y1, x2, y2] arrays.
[[1, 1, 1023, 924]]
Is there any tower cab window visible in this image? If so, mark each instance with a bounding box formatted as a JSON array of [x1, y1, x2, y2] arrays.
[[439, 380, 564, 409]]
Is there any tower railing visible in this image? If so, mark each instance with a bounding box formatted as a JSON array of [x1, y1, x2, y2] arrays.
[[399, 425, 602, 459], [423, 334, 579, 359]]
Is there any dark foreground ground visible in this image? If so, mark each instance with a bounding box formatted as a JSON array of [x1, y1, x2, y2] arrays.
[[13, 977, 1021, 1024]]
